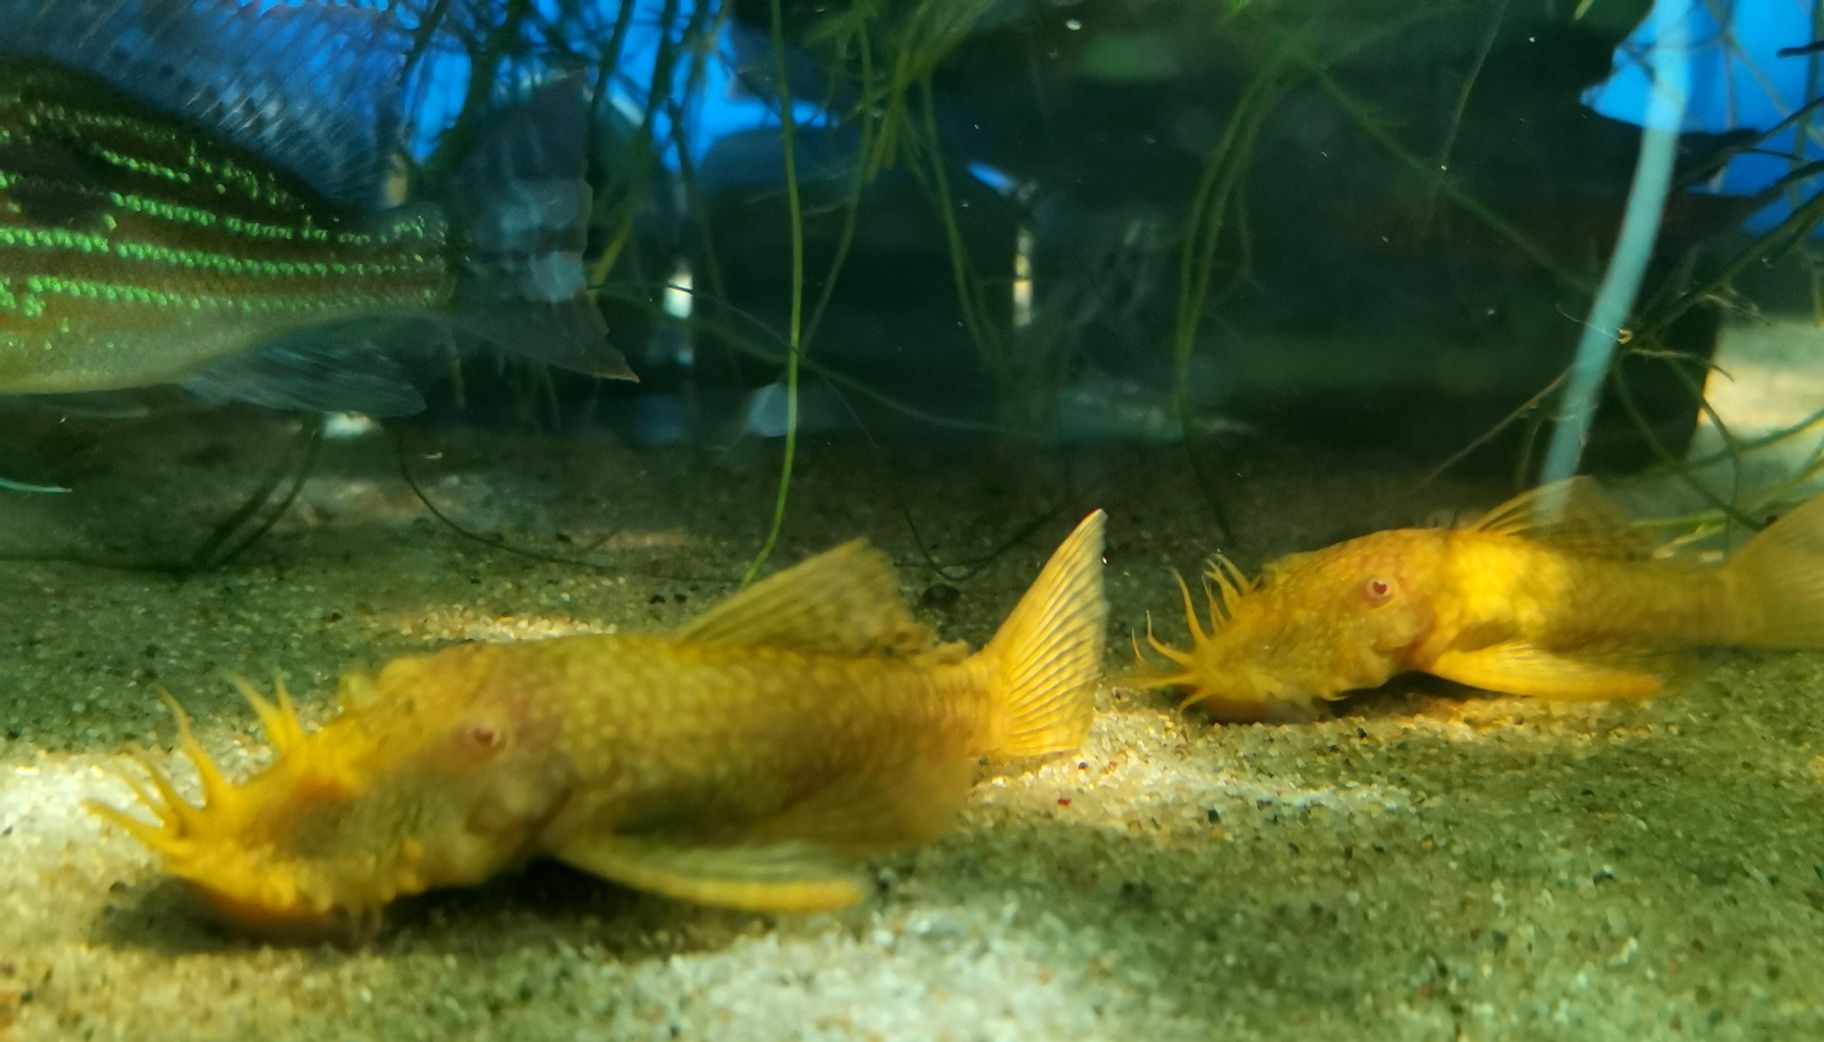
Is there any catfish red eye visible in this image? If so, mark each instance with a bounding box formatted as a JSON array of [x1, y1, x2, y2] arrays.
[[436, 722, 507, 771], [1362, 577, 1393, 603]]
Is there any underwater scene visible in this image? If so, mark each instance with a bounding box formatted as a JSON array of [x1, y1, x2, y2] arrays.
[[3, 0, 1824, 1038]]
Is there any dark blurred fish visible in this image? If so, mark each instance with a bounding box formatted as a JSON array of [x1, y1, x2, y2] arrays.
[[0, 0, 634, 418]]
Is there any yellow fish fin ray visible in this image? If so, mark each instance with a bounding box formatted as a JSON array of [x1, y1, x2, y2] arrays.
[[549, 834, 866, 913], [230, 675, 306, 758], [120, 748, 206, 833], [1138, 614, 1193, 666], [1466, 477, 1657, 560], [83, 797, 188, 857], [86, 748, 209, 859], [1170, 568, 1208, 642], [1425, 641, 1664, 701], [1223, 554, 1253, 592], [1724, 492, 1824, 647], [1199, 572, 1220, 630], [336, 669, 379, 713], [273, 676, 306, 750], [156, 691, 234, 810], [678, 539, 941, 658], [1176, 687, 1215, 711], [100, 756, 175, 825], [1115, 620, 1195, 690], [1204, 553, 1250, 621], [979, 510, 1108, 759]]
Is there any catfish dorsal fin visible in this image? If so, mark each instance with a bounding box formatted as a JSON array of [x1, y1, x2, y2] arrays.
[[678, 541, 940, 657], [1465, 477, 1656, 560]]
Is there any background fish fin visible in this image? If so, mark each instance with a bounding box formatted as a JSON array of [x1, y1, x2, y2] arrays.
[[1426, 641, 1664, 701], [549, 834, 865, 913], [179, 327, 427, 417], [1467, 478, 1657, 560], [1724, 493, 1824, 647], [3, 0, 413, 206], [978, 511, 1107, 758], [455, 299, 630, 381], [677, 541, 943, 658], [446, 77, 633, 380]]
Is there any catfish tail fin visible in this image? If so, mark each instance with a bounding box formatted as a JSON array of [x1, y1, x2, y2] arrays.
[[1727, 493, 1824, 647], [977, 511, 1107, 759], [445, 77, 636, 382]]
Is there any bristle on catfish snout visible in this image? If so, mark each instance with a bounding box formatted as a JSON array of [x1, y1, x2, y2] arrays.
[[84, 679, 306, 857], [1119, 555, 1255, 704]]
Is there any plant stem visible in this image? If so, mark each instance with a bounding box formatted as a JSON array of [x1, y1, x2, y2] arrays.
[[742, 0, 808, 585]]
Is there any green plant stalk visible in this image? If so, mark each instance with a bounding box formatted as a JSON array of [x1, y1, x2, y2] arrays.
[[742, 0, 809, 585], [1634, 190, 1824, 343], [429, 0, 532, 181], [1420, 0, 1505, 234], [1674, 404, 1824, 472], [666, 104, 731, 337], [914, 78, 1006, 397], [667, 0, 734, 312], [1608, 361, 1758, 529], [589, 0, 683, 287], [1169, 11, 1455, 438], [1414, 370, 1567, 494], [1306, 66, 1595, 296], [1440, 187, 1824, 494], [802, 31, 879, 350], [1170, 53, 1290, 439], [580, 0, 638, 284]]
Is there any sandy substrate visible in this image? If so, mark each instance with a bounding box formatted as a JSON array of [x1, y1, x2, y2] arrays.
[[2, 410, 1821, 1042]]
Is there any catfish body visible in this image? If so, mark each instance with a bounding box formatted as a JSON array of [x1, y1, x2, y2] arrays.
[[1133, 481, 1824, 721], [91, 512, 1108, 933]]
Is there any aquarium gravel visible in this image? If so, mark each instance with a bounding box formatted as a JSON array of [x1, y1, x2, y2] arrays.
[[2, 413, 1822, 1041]]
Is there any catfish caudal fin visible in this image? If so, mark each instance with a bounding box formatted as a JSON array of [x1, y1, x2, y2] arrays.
[[979, 510, 1108, 759], [1727, 493, 1824, 648], [446, 78, 636, 382]]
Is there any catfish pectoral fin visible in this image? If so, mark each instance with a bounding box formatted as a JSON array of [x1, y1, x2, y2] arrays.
[[1426, 641, 1663, 701], [549, 833, 866, 913]]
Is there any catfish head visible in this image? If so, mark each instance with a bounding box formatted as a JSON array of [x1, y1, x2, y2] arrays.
[[89, 647, 576, 936], [1129, 530, 1445, 721]]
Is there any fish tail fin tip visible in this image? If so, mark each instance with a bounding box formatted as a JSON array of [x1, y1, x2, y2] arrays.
[[1728, 493, 1824, 647], [980, 510, 1108, 759], [447, 77, 635, 381]]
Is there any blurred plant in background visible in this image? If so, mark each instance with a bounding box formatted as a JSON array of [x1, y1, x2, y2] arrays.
[[12, 0, 1824, 529]]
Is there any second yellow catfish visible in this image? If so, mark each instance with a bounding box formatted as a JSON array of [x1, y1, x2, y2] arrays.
[[1133, 481, 1824, 721]]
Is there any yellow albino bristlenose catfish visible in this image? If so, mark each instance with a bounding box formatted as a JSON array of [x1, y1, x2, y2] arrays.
[[1129, 480, 1824, 722], [90, 512, 1107, 935]]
